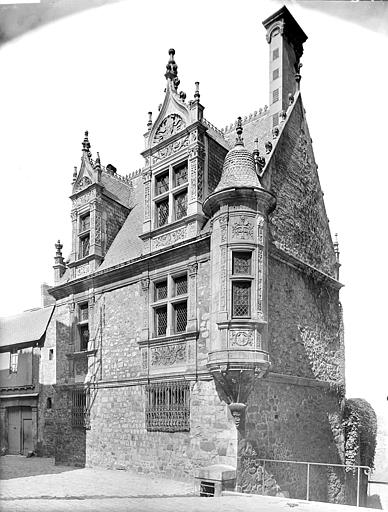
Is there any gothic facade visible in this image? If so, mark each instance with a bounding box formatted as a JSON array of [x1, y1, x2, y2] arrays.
[[45, 6, 347, 500]]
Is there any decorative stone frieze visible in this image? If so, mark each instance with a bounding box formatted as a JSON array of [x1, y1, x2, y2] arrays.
[[229, 330, 255, 347], [152, 226, 186, 250], [150, 342, 186, 367], [151, 134, 189, 164], [75, 263, 90, 278], [257, 248, 263, 316], [219, 214, 228, 243]]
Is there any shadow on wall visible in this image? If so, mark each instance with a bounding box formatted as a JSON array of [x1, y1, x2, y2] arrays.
[[0, 454, 78, 480]]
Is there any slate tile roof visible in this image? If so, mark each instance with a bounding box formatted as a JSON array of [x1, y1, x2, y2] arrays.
[[0, 306, 54, 350]]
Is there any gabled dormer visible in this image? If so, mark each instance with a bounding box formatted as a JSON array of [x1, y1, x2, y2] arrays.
[[140, 49, 229, 254], [66, 132, 132, 279]]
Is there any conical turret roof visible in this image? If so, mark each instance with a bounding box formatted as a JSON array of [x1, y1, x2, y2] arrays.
[[214, 117, 262, 193]]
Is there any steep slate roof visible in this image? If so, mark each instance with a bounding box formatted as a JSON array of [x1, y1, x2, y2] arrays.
[[0, 305, 54, 350], [98, 174, 144, 270], [101, 171, 132, 209]]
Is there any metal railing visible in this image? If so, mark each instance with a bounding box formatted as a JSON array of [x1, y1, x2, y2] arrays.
[[248, 458, 371, 507]]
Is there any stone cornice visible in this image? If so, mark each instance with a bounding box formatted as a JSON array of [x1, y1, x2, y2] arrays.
[[270, 245, 343, 289], [49, 234, 211, 300]]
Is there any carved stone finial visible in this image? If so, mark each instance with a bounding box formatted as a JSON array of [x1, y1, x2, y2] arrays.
[[179, 91, 186, 102], [334, 233, 340, 261], [165, 48, 179, 89], [194, 81, 200, 101], [265, 141, 273, 154], [279, 110, 287, 122], [252, 138, 261, 175], [272, 127, 279, 139], [82, 130, 90, 152], [147, 112, 153, 130], [288, 93, 294, 105], [94, 152, 101, 170], [55, 240, 63, 257], [235, 117, 244, 146], [72, 166, 78, 184]]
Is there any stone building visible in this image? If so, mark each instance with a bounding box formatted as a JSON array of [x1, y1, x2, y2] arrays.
[[47, 5, 347, 500], [0, 303, 56, 456]]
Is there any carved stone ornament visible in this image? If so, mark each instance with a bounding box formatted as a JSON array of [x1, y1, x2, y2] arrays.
[[188, 262, 198, 276], [76, 176, 92, 191], [219, 215, 228, 243], [257, 216, 264, 245], [152, 135, 189, 164], [229, 402, 246, 429], [141, 277, 150, 291], [231, 216, 254, 240], [153, 114, 186, 144], [152, 226, 186, 250], [141, 348, 148, 370], [74, 190, 93, 207], [190, 159, 197, 200], [229, 330, 254, 347], [151, 342, 186, 367], [75, 263, 90, 278], [144, 182, 151, 221]]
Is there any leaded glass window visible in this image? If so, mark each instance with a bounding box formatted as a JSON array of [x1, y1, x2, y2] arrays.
[[174, 302, 187, 333], [174, 162, 188, 187], [80, 234, 90, 258], [174, 275, 187, 296], [156, 198, 169, 227], [155, 280, 168, 301], [80, 213, 90, 232], [155, 306, 168, 336], [79, 303, 89, 322], [155, 171, 169, 195], [232, 252, 252, 275], [174, 191, 187, 220], [232, 281, 251, 317], [146, 381, 190, 432]]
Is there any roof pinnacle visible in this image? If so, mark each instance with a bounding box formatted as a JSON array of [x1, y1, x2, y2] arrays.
[[82, 130, 91, 152], [235, 117, 244, 146], [165, 48, 180, 90]]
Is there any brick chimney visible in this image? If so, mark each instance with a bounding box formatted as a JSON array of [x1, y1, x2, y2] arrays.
[[263, 6, 308, 127]]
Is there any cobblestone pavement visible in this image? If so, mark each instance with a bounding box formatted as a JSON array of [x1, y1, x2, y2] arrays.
[[0, 456, 380, 512]]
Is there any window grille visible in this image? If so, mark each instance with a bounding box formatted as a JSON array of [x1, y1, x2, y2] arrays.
[[174, 302, 187, 333], [155, 280, 168, 301], [273, 68, 279, 80], [232, 281, 251, 317], [156, 172, 169, 195], [232, 252, 252, 275], [155, 305, 168, 336], [146, 381, 190, 432], [71, 389, 89, 428], [79, 324, 89, 351], [174, 190, 187, 220], [174, 163, 188, 187], [174, 275, 187, 296], [80, 234, 90, 258], [10, 350, 18, 373], [80, 214, 90, 232], [273, 48, 279, 60], [157, 199, 169, 227], [272, 88, 279, 103]]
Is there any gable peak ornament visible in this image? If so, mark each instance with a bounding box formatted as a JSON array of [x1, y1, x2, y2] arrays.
[[165, 48, 180, 91]]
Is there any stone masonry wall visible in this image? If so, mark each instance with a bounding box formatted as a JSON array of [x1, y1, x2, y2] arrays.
[[268, 257, 344, 383], [264, 96, 337, 277], [242, 378, 345, 503], [86, 380, 236, 480]]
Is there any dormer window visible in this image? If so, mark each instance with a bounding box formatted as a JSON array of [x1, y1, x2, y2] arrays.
[[153, 161, 188, 228]]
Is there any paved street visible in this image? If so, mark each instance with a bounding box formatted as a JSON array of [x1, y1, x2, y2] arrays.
[[0, 455, 383, 512]]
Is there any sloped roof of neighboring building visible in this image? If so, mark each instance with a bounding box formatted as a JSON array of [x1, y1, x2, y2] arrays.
[[98, 175, 144, 270], [0, 305, 54, 350]]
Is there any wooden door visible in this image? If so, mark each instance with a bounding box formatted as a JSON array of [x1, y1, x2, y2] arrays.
[[8, 408, 21, 454]]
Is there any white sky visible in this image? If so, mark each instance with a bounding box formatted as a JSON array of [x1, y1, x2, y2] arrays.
[[0, 0, 387, 418]]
